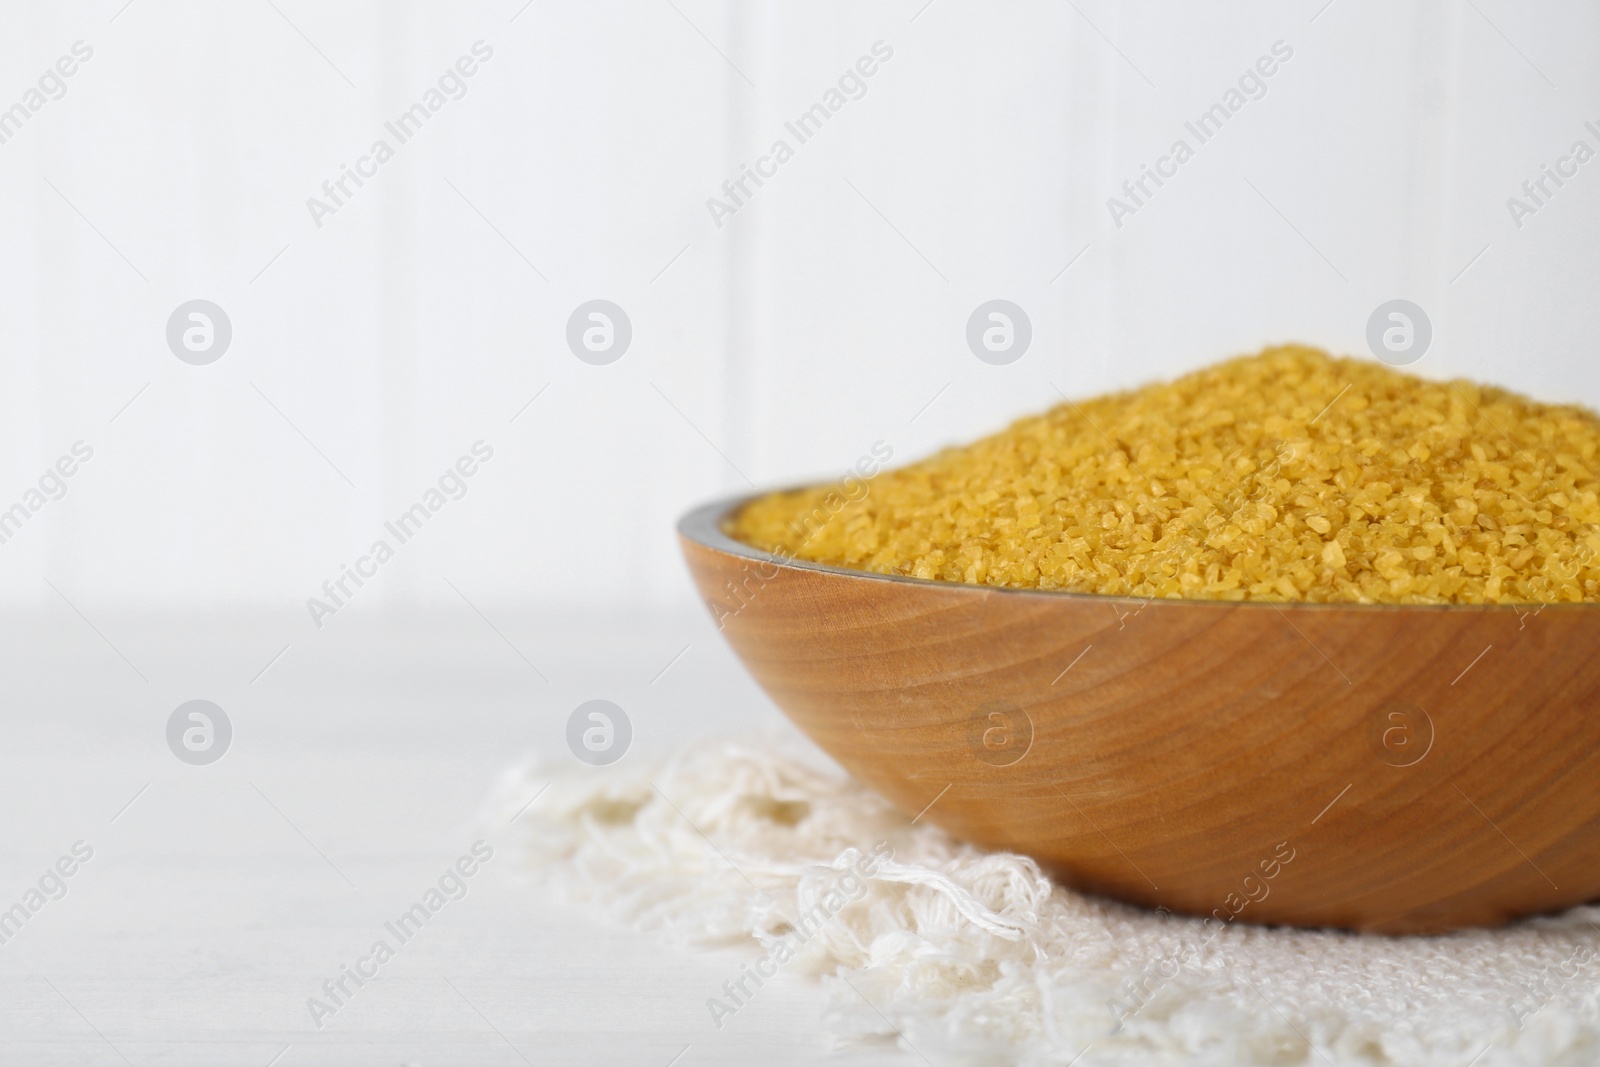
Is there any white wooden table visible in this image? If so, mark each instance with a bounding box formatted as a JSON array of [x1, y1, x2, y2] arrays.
[[0, 606, 914, 1065]]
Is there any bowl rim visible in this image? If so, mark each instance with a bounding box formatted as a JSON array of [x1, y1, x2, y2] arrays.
[[678, 492, 1590, 613]]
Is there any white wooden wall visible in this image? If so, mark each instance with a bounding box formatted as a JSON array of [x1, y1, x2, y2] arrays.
[[0, 0, 1596, 614]]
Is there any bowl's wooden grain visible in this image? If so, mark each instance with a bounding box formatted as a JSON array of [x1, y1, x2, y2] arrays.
[[679, 496, 1600, 933]]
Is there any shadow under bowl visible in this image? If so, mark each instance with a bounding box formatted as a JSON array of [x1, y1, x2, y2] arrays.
[[678, 493, 1600, 934]]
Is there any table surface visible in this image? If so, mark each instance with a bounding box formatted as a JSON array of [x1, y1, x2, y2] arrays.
[[0, 604, 915, 1066]]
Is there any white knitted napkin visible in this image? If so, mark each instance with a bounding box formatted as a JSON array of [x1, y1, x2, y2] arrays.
[[491, 739, 1600, 1066]]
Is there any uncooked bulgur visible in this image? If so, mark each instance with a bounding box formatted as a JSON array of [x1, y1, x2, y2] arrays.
[[730, 346, 1600, 604]]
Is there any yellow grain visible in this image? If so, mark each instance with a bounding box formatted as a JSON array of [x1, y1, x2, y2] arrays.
[[729, 345, 1600, 603]]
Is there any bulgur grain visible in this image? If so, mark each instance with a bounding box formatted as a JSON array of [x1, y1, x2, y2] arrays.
[[729, 346, 1600, 603]]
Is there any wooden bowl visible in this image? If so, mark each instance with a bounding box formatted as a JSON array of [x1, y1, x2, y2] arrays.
[[679, 494, 1600, 933]]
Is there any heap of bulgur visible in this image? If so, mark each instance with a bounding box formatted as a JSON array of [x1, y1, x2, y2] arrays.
[[730, 346, 1600, 603]]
